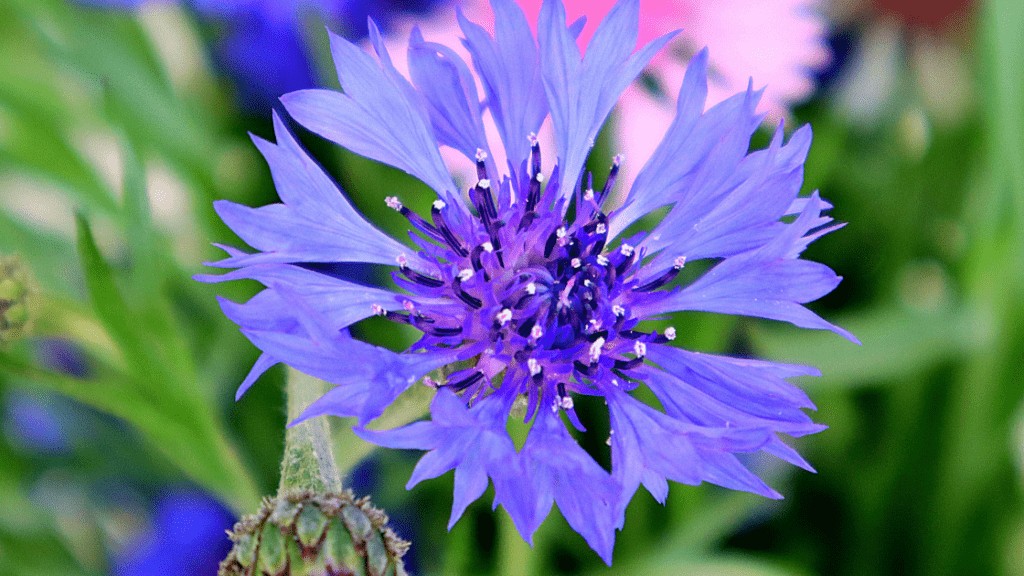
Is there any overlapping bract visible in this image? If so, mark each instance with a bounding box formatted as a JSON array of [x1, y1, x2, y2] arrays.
[[202, 0, 852, 564]]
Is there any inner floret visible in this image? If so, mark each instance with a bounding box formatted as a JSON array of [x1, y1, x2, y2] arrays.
[[374, 140, 680, 418]]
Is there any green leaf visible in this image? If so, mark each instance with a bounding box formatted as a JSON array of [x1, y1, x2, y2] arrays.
[[748, 305, 984, 388]]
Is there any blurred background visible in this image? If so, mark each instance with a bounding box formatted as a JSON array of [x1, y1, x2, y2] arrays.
[[1, 0, 1022, 574]]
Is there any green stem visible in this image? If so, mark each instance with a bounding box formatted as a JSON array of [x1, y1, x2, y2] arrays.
[[278, 369, 342, 494]]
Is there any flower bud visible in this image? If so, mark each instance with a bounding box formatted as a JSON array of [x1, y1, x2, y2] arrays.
[[219, 490, 409, 576], [0, 255, 35, 343]]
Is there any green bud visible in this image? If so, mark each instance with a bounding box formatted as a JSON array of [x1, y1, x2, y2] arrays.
[[220, 491, 409, 576], [0, 255, 35, 343]]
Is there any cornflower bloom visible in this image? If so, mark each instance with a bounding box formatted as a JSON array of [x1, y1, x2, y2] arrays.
[[203, 0, 854, 563]]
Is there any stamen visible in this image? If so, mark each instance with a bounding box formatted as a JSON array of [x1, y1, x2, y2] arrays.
[[482, 242, 494, 253], [495, 308, 513, 327], [596, 254, 610, 266], [475, 148, 488, 180], [589, 337, 605, 363], [530, 325, 544, 340], [525, 282, 537, 295], [396, 254, 409, 267], [634, 341, 647, 357], [449, 370, 485, 392], [527, 358, 542, 377], [620, 244, 635, 257], [583, 188, 595, 202], [571, 258, 582, 269], [458, 268, 475, 282], [612, 304, 625, 317], [664, 327, 677, 341], [599, 154, 623, 201], [430, 203, 469, 257], [453, 277, 483, 309], [371, 304, 386, 317], [634, 257, 686, 292], [422, 376, 439, 389], [400, 265, 444, 288], [385, 196, 402, 211]]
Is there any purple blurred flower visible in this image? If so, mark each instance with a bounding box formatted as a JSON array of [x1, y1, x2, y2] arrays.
[[202, 0, 853, 563], [80, 0, 450, 111], [111, 489, 235, 576]]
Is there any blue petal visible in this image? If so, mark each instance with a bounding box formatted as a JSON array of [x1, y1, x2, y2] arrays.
[[407, 28, 491, 164], [642, 123, 814, 267], [539, 0, 676, 196], [201, 264, 399, 332], [281, 29, 456, 198], [235, 353, 278, 400], [355, 391, 519, 528], [515, 408, 619, 564], [457, 0, 548, 175], [208, 112, 414, 268], [636, 195, 858, 342], [611, 71, 763, 239]]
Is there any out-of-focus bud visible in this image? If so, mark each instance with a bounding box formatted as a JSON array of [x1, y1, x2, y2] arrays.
[[219, 490, 409, 576], [0, 255, 36, 343]]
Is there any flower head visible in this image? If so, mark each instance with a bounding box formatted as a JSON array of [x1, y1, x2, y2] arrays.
[[202, 0, 854, 563]]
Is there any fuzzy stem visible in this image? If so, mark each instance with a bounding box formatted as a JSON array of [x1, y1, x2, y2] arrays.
[[278, 369, 342, 494]]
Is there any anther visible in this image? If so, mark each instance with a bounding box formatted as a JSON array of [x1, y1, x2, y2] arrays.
[[634, 257, 687, 292], [525, 282, 537, 295], [482, 242, 494, 253], [495, 308, 513, 327], [589, 337, 605, 364], [422, 376, 439, 389], [665, 327, 677, 340], [612, 304, 625, 317], [571, 258, 582, 269], [385, 196, 402, 211], [634, 341, 647, 357], [527, 358, 542, 377], [596, 254, 610, 267], [449, 370, 485, 392], [403, 300, 416, 313], [453, 275, 483, 309], [400, 264, 444, 288], [620, 244, 635, 257], [396, 254, 409, 267], [530, 325, 544, 340], [583, 188, 595, 202], [371, 304, 386, 316], [595, 223, 607, 235], [431, 202, 469, 257], [458, 269, 474, 282]]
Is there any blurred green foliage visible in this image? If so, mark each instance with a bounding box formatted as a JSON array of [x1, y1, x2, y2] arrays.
[[0, 0, 1022, 575]]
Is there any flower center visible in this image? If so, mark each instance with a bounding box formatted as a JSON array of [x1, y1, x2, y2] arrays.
[[374, 141, 678, 411]]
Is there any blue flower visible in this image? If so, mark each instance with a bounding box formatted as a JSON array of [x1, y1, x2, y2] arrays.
[[202, 0, 854, 563], [80, 0, 450, 111], [111, 489, 235, 576]]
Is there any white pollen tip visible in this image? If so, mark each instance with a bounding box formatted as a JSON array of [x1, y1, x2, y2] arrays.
[[458, 268, 474, 282], [571, 258, 582, 269], [595, 223, 607, 235], [597, 255, 610, 266], [528, 132, 539, 145], [527, 358, 542, 377], [530, 325, 544, 339], [612, 304, 625, 317], [482, 241, 494, 253], [396, 254, 409, 267], [634, 341, 647, 358], [620, 243, 635, 257], [496, 308, 513, 326], [613, 154, 625, 165], [526, 282, 537, 295], [475, 148, 488, 161], [478, 178, 491, 189], [589, 337, 605, 363], [403, 300, 416, 313], [371, 304, 386, 316], [583, 189, 595, 201], [559, 395, 574, 410], [556, 227, 567, 238], [674, 256, 687, 268], [535, 172, 545, 183], [422, 376, 439, 389], [432, 199, 447, 210], [385, 196, 402, 210], [665, 327, 677, 341]]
